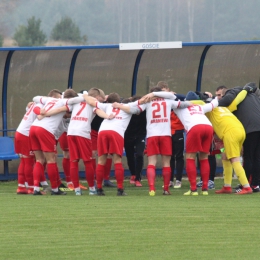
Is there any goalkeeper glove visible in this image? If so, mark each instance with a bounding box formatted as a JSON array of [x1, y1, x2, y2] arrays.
[[243, 82, 257, 93]]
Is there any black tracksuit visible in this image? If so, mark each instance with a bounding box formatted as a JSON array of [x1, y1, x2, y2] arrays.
[[124, 111, 147, 181]]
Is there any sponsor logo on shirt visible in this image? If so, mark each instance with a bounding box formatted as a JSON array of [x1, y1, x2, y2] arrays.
[[152, 98, 164, 102], [150, 118, 168, 123], [71, 116, 88, 122]]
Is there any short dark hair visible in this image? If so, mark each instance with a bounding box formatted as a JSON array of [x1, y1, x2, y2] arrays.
[[216, 85, 227, 91], [130, 95, 141, 102], [149, 86, 162, 93], [106, 92, 120, 103], [47, 89, 62, 98], [63, 89, 78, 98], [88, 88, 100, 98], [121, 98, 131, 104], [157, 81, 169, 90]]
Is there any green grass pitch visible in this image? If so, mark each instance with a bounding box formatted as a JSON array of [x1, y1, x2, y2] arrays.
[[0, 177, 260, 260]]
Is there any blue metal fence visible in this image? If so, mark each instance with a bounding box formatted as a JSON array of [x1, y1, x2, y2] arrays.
[[1, 41, 260, 180]]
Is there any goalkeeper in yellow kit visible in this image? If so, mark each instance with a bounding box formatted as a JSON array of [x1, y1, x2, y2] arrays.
[[206, 87, 252, 194]]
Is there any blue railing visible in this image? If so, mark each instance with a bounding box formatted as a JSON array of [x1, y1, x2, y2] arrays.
[[1, 40, 260, 179]]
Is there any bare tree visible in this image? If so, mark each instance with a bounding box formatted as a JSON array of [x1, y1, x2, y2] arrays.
[[0, 0, 19, 35], [175, 0, 180, 40], [127, 0, 131, 42], [187, 0, 195, 42], [168, 0, 173, 40], [211, 0, 215, 41], [118, 0, 124, 42], [143, 0, 148, 41]]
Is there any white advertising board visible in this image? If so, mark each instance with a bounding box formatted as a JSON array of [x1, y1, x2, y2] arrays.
[[119, 41, 182, 50]]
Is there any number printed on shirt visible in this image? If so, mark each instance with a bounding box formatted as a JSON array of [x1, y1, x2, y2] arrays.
[[25, 103, 35, 116], [44, 102, 56, 112], [152, 102, 167, 118], [112, 108, 120, 116], [76, 102, 87, 116], [187, 105, 203, 114]]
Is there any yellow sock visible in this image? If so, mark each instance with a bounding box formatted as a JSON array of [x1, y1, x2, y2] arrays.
[[232, 161, 249, 186], [222, 160, 233, 186]]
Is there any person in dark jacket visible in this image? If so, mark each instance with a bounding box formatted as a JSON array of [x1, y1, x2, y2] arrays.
[[123, 96, 147, 187], [218, 82, 260, 192]]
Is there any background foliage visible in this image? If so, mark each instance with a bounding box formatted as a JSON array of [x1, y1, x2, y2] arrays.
[[13, 16, 47, 46], [1, 0, 260, 46], [51, 16, 86, 43]]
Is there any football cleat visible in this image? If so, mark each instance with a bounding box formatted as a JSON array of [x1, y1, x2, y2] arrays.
[[51, 189, 67, 195], [97, 188, 105, 196], [174, 180, 182, 189], [169, 181, 174, 187], [27, 188, 34, 194], [67, 183, 74, 190], [251, 186, 260, 193], [117, 188, 127, 196], [75, 190, 82, 196], [163, 190, 171, 195], [79, 184, 87, 190], [16, 187, 28, 194], [183, 190, 198, 196], [89, 189, 97, 195], [201, 190, 208, 196], [215, 186, 232, 194], [130, 175, 135, 184], [59, 183, 67, 188], [235, 187, 253, 195], [33, 190, 46, 195], [135, 181, 142, 187], [149, 190, 155, 196]]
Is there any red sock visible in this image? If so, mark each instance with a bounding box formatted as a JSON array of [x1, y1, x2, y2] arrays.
[[40, 162, 47, 182], [24, 157, 35, 187], [84, 161, 95, 187], [70, 161, 79, 189], [96, 164, 105, 189], [162, 167, 171, 191], [114, 163, 124, 189], [62, 158, 71, 183], [199, 159, 210, 190], [55, 164, 62, 187], [47, 163, 59, 189], [104, 158, 112, 181], [33, 162, 43, 187], [147, 165, 156, 191], [91, 158, 96, 172], [186, 159, 197, 191], [18, 158, 26, 186]]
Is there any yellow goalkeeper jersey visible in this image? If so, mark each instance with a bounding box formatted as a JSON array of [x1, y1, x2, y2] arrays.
[[205, 90, 247, 139]]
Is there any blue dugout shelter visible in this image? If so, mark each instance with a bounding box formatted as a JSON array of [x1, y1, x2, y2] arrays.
[[1, 41, 260, 180]]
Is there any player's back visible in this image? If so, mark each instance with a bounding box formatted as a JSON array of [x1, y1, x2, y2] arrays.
[[67, 101, 96, 139], [55, 117, 70, 140], [98, 103, 132, 138], [17, 103, 43, 136], [206, 107, 244, 139], [175, 104, 212, 132], [32, 97, 68, 135], [143, 98, 173, 138]]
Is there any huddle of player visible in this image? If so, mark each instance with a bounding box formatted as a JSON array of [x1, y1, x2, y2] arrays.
[[14, 82, 257, 196]]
